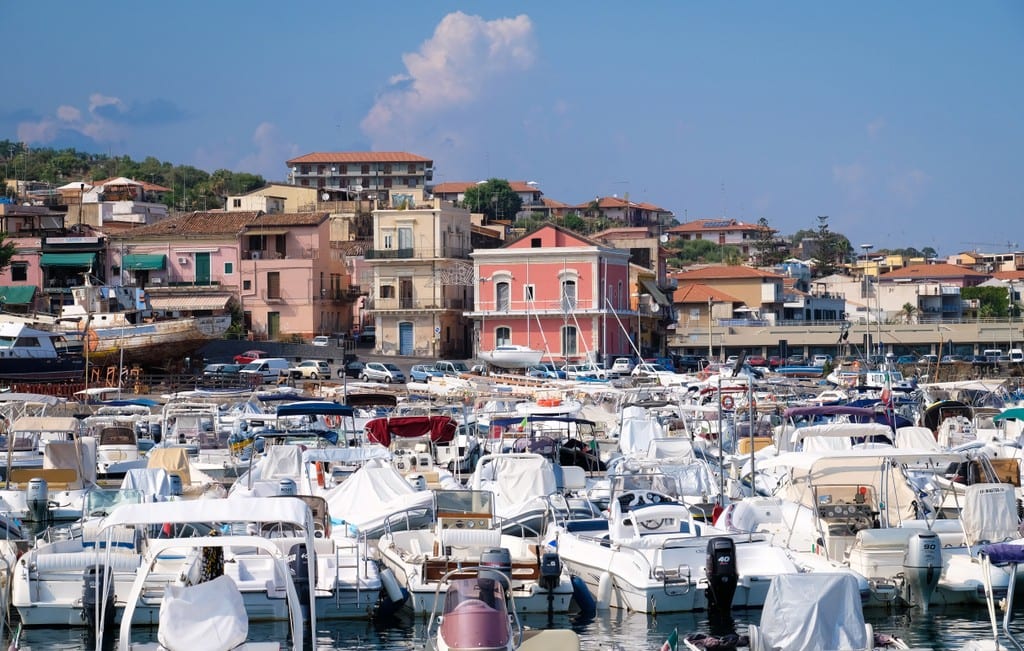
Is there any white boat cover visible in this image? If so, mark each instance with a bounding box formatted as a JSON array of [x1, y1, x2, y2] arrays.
[[961, 483, 1019, 547], [158, 575, 248, 651], [757, 573, 867, 651], [100, 496, 313, 529], [895, 426, 940, 451], [257, 445, 304, 480], [323, 459, 432, 533], [473, 454, 556, 518], [119, 468, 172, 499], [43, 437, 97, 487], [645, 438, 694, 462], [618, 406, 664, 455]]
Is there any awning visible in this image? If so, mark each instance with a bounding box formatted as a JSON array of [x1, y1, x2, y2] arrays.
[[40, 252, 96, 267], [0, 285, 36, 304], [149, 294, 232, 311], [245, 229, 288, 236], [122, 253, 166, 271], [639, 277, 672, 307]]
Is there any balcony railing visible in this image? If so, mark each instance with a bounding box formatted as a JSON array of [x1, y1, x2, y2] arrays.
[[371, 298, 465, 311], [364, 246, 471, 260], [243, 248, 317, 260]]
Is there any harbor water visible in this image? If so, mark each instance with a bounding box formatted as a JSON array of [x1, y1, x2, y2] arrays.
[[9, 605, 1023, 649]]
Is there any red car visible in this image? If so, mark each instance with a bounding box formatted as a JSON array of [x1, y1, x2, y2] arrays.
[[233, 349, 269, 364]]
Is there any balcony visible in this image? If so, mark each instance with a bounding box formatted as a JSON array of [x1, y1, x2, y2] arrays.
[[371, 298, 466, 312], [364, 246, 471, 260]]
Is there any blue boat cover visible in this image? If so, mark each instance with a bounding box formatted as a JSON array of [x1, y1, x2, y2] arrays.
[[982, 543, 1024, 564]]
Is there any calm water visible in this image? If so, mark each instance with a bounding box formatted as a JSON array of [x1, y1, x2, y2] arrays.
[[10, 606, 1023, 650]]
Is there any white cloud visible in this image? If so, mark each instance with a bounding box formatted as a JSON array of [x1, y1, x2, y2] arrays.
[[89, 93, 124, 114], [866, 117, 886, 139], [889, 168, 930, 204], [56, 105, 81, 122], [18, 92, 128, 145], [236, 122, 300, 180], [833, 162, 867, 197], [17, 118, 58, 143], [360, 11, 536, 151]]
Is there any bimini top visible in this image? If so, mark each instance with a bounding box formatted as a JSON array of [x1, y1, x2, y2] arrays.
[[365, 415, 456, 447]]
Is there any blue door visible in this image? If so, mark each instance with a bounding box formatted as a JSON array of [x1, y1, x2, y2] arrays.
[[399, 322, 414, 356]]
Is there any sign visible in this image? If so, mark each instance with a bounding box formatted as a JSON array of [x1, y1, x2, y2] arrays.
[[434, 326, 441, 334]]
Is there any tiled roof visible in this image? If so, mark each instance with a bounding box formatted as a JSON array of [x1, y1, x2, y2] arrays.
[[92, 176, 172, 192], [672, 265, 783, 280], [113, 211, 263, 238], [591, 227, 651, 238], [673, 283, 741, 304], [286, 152, 432, 165], [993, 270, 1024, 281], [880, 263, 989, 280], [246, 212, 329, 227], [667, 219, 762, 233], [431, 180, 542, 194], [541, 197, 570, 208], [574, 196, 667, 212]]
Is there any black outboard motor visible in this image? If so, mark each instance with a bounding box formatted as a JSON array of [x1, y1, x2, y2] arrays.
[[479, 547, 512, 582], [539, 552, 561, 592], [705, 537, 738, 616], [289, 543, 313, 621], [82, 565, 115, 647]]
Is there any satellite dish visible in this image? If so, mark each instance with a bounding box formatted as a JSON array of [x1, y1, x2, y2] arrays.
[[659, 234, 669, 243], [321, 193, 330, 201], [650, 303, 660, 313], [354, 185, 363, 192]]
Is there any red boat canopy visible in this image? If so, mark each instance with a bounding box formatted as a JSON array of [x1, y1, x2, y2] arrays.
[[365, 415, 457, 447]]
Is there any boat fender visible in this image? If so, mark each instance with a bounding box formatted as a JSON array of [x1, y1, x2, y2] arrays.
[[705, 537, 738, 615], [26, 478, 49, 523], [571, 575, 597, 616], [903, 531, 942, 610], [380, 567, 404, 603], [315, 461, 326, 488], [595, 571, 612, 611]]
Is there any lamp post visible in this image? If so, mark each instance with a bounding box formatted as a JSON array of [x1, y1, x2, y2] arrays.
[[707, 297, 714, 360]]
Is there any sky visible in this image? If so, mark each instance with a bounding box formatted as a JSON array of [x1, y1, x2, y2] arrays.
[[4, 2, 1022, 256]]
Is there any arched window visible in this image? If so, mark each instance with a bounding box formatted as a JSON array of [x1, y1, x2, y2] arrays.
[[561, 325, 578, 356], [561, 279, 577, 311], [496, 326, 511, 346], [496, 281, 510, 311]]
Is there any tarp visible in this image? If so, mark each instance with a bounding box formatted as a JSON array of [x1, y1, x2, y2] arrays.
[[276, 401, 354, 417], [365, 415, 456, 447], [638, 277, 672, 307], [757, 573, 868, 651], [961, 483, 1019, 547], [994, 408, 1024, 423], [323, 458, 433, 533], [471, 454, 556, 517], [43, 437, 96, 488], [147, 447, 193, 486], [122, 253, 166, 271], [618, 406, 663, 455], [0, 285, 36, 304], [158, 575, 248, 651], [39, 252, 96, 267], [120, 468, 172, 499]]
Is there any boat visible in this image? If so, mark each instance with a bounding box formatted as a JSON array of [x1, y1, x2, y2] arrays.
[[478, 345, 545, 369], [53, 282, 230, 369], [0, 320, 84, 381]]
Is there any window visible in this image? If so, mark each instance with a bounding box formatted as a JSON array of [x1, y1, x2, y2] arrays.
[[561, 325, 578, 356], [379, 285, 395, 298], [398, 227, 413, 250], [363, 177, 370, 188], [11, 263, 27, 282], [384, 164, 392, 174], [496, 281, 510, 311], [407, 163, 416, 174], [531, 238, 542, 248], [524, 285, 535, 302], [267, 272, 281, 299], [383, 233, 394, 249], [361, 164, 370, 174], [317, 178, 324, 188], [406, 177, 416, 187], [383, 177, 393, 188], [561, 279, 577, 311], [339, 164, 346, 174], [496, 326, 511, 346], [300, 165, 309, 174], [243, 280, 251, 290], [232, 198, 241, 208], [224, 262, 233, 274], [300, 180, 309, 187]]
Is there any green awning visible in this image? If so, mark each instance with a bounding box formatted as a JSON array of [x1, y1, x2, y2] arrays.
[[0, 285, 36, 305], [122, 253, 166, 271], [638, 277, 672, 307], [40, 252, 96, 267]]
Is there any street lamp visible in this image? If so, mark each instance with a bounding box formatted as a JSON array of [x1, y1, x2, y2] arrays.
[[707, 297, 714, 360]]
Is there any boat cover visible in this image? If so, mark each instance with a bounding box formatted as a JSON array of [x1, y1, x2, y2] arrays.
[[324, 458, 433, 533], [982, 542, 1024, 564], [365, 415, 456, 447], [120, 468, 172, 499], [158, 574, 248, 651], [148, 447, 193, 486], [43, 437, 97, 487], [618, 406, 663, 455], [894, 426, 940, 451], [473, 454, 555, 518], [961, 483, 1019, 547], [757, 573, 867, 651]]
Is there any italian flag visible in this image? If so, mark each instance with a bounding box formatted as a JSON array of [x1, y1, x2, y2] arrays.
[[660, 628, 678, 651]]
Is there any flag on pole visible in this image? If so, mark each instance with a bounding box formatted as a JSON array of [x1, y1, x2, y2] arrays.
[[660, 627, 678, 651]]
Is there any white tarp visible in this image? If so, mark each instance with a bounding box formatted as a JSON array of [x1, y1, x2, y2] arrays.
[[323, 459, 432, 533], [43, 437, 96, 487], [757, 573, 868, 651], [645, 438, 694, 462], [256, 445, 303, 480], [618, 406, 663, 455], [158, 575, 247, 651], [120, 468, 172, 499], [895, 426, 940, 451], [961, 483, 1019, 547], [471, 454, 556, 518]]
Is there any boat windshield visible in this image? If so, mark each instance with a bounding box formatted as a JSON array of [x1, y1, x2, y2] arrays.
[[99, 426, 137, 446], [84, 488, 144, 517], [0, 336, 17, 349], [439, 577, 510, 649]]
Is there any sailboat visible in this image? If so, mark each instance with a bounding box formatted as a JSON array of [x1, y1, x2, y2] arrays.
[[478, 344, 544, 369]]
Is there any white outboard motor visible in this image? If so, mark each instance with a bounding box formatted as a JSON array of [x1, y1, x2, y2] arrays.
[[278, 478, 297, 496], [27, 477, 49, 522], [904, 531, 942, 610]]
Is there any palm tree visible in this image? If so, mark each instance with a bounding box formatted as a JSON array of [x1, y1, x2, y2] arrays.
[[900, 302, 918, 324]]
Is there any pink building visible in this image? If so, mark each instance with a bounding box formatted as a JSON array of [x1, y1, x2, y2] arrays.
[[468, 224, 634, 365]]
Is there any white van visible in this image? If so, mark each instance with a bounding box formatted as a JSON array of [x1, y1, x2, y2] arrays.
[[239, 357, 291, 383], [1009, 349, 1024, 364]]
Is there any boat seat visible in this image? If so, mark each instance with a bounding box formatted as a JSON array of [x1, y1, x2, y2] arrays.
[[9, 468, 79, 490], [438, 528, 501, 549], [32, 551, 140, 574], [854, 528, 917, 549], [223, 559, 277, 593]]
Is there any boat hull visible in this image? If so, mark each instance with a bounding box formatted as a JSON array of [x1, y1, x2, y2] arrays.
[[479, 347, 545, 369], [69, 316, 231, 368]]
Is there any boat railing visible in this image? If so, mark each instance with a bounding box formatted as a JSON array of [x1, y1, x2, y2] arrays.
[[381, 504, 436, 537]]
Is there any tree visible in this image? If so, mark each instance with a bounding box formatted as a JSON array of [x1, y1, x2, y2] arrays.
[[0, 234, 17, 273], [962, 286, 1010, 318], [900, 302, 918, 324], [666, 238, 742, 265], [753, 217, 786, 266], [461, 179, 523, 222]]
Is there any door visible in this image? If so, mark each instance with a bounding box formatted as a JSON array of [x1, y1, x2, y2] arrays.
[[399, 278, 413, 309], [267, 312, 280, 339], [399, 322, 414, 355], [195, 252, 211, 285]]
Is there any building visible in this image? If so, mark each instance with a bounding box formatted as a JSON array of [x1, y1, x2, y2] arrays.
[[575, 196, 672, 228], [364, 199, 473, 357], [670, 284, 742, 358], [466, 224, 635, 365], [285, 152, 433, 207], [665, 218, 764, 258], [430, 180, 545, 216], [670, 265, 785, 323], [59, 177, 169, 231]]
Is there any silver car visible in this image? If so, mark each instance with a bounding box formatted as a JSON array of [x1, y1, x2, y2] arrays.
[[360, 362, 405, 383]]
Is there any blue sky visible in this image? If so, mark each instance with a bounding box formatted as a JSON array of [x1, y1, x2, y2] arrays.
[[4, 2, 1022, 255]]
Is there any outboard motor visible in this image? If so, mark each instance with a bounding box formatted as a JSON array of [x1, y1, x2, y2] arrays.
[[480, 547, 513, 582], [26, 477, 50, 522], [289, 543, 313, 621], [539, 552, 561, 592], [903, 531, 942, 611], [705, 537, 738, 616], [82, 565, 116, 646], [278, 478, 297, 497], [168, 473, 183, 498]]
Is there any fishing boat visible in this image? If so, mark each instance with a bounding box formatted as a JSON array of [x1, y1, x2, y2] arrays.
[[0, 320, 84, 381], [478, 345, 545, 369]]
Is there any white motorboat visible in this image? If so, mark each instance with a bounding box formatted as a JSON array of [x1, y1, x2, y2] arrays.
[[0, 437, 98, 522], [478, 345, 545, 369], [0, 320, 84, 382], [378, 489, 573, 616]]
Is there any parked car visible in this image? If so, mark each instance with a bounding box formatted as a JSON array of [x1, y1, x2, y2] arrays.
[[811, 354, 832, 367], [434, 360, 470, 377], [233, 349, 269, 364], [917, 354, 939, 365], [202, 362, 244, 379], [631, 362, 686, 386], [338, 360, 365, 379], [610, 358, 636, 375], [675, 354, 708, 372], [289, 360, 330, 379], [1009, 348, 1024, 363], [940, 354, 964, 363], [527, 363, 567, 379], [311, 335, 331, 347], [561, 363, 608, 380], [767, 356, 784, 368], [409, 364, 441, 382], [361, 362, 405, 383], [786, 354, 807, 366], [895, 354, 918, 365], [239, 358, 291, 383], [747, 354, 767, 367]]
